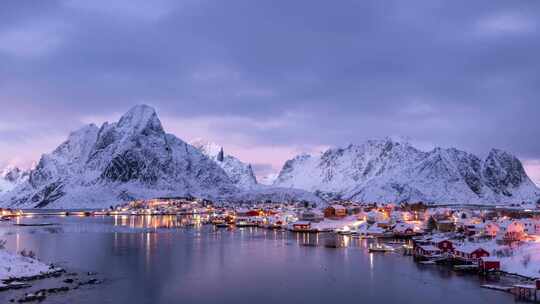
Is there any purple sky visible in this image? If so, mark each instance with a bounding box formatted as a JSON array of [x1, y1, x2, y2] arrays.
[[0, 1, 539, 184]]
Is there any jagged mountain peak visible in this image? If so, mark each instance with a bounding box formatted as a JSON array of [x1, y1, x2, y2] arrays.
[[482, 148, 532, 194], [191, 139, 223, 158], [191, 139, 258, 189], [116, 104, 164, 135]]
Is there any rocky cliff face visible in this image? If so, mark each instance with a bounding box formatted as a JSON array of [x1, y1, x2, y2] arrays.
[[273, 139, 540, 204]]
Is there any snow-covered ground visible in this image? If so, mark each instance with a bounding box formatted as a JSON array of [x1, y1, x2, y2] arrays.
[[0, 248, 52, 281], [497, 239, 540, 279]]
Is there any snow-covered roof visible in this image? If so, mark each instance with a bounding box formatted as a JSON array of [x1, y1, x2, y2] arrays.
[[454, 244, 487, 254], [417, 245, 441, 252]]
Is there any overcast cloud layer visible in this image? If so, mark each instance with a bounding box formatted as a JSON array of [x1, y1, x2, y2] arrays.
[[0, 0, 539, 184]]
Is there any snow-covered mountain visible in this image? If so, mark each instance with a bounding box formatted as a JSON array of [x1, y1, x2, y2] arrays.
[[0, 105, 321, 208], [0, 105, 239, 208], [0, 166, 30, 194], [191, 140, 258, 189], [273, 138, 540, 204]]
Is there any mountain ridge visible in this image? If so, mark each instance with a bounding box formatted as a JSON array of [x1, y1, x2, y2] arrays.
[[273, 139, 540, 204]]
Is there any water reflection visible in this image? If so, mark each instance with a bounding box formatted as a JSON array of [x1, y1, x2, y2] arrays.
[[109, 214, 210, 230], [0, 215, 515, 304]]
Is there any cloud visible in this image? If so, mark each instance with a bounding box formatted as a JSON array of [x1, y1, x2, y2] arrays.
[[62, 0, 178, 22], [0, 25, 63, 58], [475, 13, 537, 36], [0, 0, 539, 179]]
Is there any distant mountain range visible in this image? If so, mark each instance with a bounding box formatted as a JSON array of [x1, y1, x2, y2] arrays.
[[273, 139, 540, 204], [0, 105, 320, 208], [0, 105, 538, 208]]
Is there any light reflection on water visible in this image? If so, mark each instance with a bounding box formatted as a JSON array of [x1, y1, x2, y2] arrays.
[[0, 215, 514, 304]]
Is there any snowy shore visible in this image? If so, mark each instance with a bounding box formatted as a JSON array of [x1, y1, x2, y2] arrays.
[[0, 249, 53, 282]]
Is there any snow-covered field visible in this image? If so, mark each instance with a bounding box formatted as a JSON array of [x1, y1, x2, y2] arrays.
[[0, 248, 52, 281]]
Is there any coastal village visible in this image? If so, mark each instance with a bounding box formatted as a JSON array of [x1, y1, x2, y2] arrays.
[[2, 198, 540, 301]]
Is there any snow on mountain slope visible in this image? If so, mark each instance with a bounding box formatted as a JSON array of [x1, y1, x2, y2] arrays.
[[0, 105, 237, 209], [274, 138, 540, 204], [191, 139, 258, 190], [0, 166, 29, 194]]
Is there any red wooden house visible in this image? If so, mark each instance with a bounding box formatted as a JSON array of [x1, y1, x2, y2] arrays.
[[434, 239, 454, 253], [453, 245, 490, 263], [324, 205, 347, 218], [479, 257, 500, 272], [414, 245, 442, 259]]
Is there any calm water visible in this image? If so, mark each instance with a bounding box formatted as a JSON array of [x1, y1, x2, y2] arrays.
[[0, 215, 515, 304]]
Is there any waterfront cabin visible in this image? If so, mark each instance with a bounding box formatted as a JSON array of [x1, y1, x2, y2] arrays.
[[432, 238, 454, 253], [453, 245, 490, 263], [324, 205, 347, 218], [245, 210, 262, 217], [235, 208, 251, 217], [291, 221, 313, 232], [479, 257, 500, 272], [235, 216, 256, 227], [414, 245, 442, 259]]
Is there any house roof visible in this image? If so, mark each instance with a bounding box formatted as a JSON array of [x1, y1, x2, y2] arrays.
[[417, 245, 441, 252], [454, 244, 487, 254]]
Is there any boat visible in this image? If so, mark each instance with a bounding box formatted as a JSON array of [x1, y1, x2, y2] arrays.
[[235, 217, 256, 227], [212, 218, 230, 228], [368, 244, 395, 253]]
